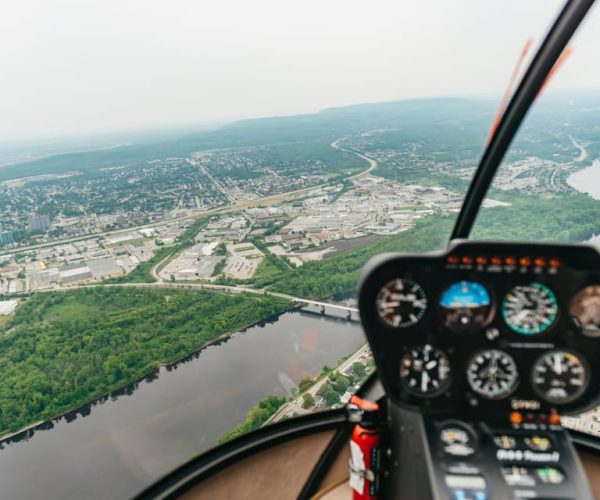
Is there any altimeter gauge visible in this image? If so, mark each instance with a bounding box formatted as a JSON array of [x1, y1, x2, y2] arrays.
[[502, 282, 558, 335], [531, 350, 588, 404], [376, 278, 427, 328], [467, 349, 519, 400], [400, 344, 451, 397]]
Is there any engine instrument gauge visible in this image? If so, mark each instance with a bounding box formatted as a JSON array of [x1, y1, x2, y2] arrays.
[[400, 344, 451, 397], [466, 349, 519, 400], [501, 466, 536, 488], [439, 281, 491, 332], [494, 434, 517, 450], [531, 350, 588, 404], [524, 435, 552, 452], [439, 423, 476, 457], [536, 467, 564, 485], [502, 282, 558, 335], [570, 285, 600, 337], [376, 278, 427, 328]]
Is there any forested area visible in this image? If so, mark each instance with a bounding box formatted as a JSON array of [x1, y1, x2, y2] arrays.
[[0, 287, 290, 435], [217, 395, 286, 444], [472, 191, 600, 242]]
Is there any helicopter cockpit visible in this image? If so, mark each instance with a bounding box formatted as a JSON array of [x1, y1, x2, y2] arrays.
[[134, 0, 600, 498]]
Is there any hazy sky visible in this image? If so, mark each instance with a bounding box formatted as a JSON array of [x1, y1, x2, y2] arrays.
[[1, 0, 599, 142]]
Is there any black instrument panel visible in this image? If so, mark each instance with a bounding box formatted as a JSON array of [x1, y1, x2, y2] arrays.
[[358, 241, 600, 415]]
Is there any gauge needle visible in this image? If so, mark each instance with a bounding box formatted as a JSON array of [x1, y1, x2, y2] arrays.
[[425, 360, 437, 370], [390, 294, 416, 301], [421, 371, 430, 392], [512, 310, 531, 325], [553, 354, 562, 375]]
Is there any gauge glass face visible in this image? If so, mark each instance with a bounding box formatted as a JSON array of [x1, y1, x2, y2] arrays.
[[376, 278, 427, 328], [502, 282, 558, 335], [524, 435, 552, 452], [570, 285, 600, 337], [467, 349, 519, 400], [400, 344, 450, 397], [439, 424, 476, 457], [439, 281, 491, 332], [501, 466, 536, 488], [494, 434, 517, 450], [531, 350, 588, 404], [536, 467, 564, 485]]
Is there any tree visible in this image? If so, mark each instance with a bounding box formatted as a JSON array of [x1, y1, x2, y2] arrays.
[[298, 377, 314, 393], [302, 393, 314, 409], [323, 388, 339, 406], [352, 362, 366, 379]]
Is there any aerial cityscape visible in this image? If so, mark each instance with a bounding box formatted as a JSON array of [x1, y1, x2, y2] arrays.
[[0, 95, 599, 496]]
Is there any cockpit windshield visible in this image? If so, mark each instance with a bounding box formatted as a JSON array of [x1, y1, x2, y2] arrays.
[[1, 0, 596, 498], [472, 5, 600, 245]]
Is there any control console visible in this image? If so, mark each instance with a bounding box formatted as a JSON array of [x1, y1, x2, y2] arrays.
[[358, 241, 600, 499]]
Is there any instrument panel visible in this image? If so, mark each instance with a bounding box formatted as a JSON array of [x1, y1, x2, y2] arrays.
[[358, 241, 600, 414]]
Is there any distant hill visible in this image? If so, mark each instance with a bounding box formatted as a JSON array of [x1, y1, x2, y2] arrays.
[[0, 97, 496, 182], [3, 91, 599, 183]]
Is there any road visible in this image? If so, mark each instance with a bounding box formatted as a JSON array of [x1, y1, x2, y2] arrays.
[[268, 342, 371, 423], [14, 281, 359, 313], [1, 140, 378, 258], [570, 136, 588, 162], [151, 250, 175, 283], [331, 138, 378, 179]]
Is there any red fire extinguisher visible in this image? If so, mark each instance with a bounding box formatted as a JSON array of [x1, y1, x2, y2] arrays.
[[348, 395, 383, 500]]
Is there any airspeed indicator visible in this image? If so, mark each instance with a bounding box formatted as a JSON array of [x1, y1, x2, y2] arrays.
[[376, 278, 427, 328]]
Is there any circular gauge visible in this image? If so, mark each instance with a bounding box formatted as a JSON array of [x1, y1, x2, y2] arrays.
[[376, 278, 427, 328], [494, 434, 517, 450], [400, 344, 451, 397], [524, 435, 552, 452], [467, 349, 519, 400], [536, 467, 564, 485], [502, 282, 558, 335], [439, 281, 492, 332], [439, 422, 477, 457], [570, 285, 600, 337], [531, 350, 589, 404]]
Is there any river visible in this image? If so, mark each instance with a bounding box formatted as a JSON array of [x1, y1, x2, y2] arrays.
[[567, 158, 600, 200], [0, 309, 365, 500]]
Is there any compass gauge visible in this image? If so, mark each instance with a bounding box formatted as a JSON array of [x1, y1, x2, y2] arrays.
[[400, 344, 451, 397], [531, 350, 589, 404], [502, 282, 558, 335], [376, 278, 427, 328], [467, 349, 519, 400]]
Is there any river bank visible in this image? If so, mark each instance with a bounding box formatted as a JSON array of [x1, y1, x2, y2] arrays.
[[0, 307, 290, 446], [567, 158, 600, 200], [0, 309, 364, 500]]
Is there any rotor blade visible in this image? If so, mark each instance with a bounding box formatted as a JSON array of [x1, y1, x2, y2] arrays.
[[487, 39, 533, 144], [537, 46, 573, 98]]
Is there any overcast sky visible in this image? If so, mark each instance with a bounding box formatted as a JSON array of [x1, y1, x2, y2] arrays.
[[1, 0, 599, 142]]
